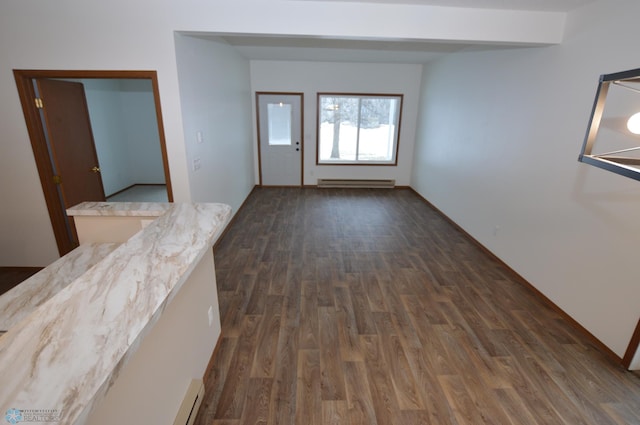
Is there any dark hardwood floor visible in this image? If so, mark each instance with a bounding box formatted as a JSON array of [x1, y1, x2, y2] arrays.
[[195, 187, 640, 425]]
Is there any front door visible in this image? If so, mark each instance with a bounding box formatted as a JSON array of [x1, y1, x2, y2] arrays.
[[257, 93, 303, 186], [36, 79, 105, 209]]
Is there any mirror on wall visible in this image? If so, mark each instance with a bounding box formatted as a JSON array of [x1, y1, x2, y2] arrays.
[[579, 67, 640, 181]]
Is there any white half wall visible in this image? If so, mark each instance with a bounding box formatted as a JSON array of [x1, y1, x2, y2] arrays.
[[411, 0, 640, 358], [174, 34, 255, 212], [250, 61, 423, 186]]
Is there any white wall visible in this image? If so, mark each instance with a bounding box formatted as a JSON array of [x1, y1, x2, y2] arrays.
[[0, 0, 571, 266], [83, 79, 166, 196], [412, 0, 640, 357], [83, 79, 131, 195], [118, 79, 166, 186], [174, 34, 255, 212], [250, 61, 423, 186], [0, 0, 190, 266]]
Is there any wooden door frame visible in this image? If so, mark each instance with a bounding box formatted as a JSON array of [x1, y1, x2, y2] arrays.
[[622, 317, 640, 369], [255, 91, 304, 187], [14, 69, 174, 256]]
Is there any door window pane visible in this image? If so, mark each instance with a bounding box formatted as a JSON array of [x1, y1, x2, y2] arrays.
[[268, 102, 292, 146]]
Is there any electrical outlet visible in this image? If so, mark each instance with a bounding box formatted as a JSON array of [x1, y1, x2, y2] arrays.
[[493, 225, 500, 236], [207, 305, 214, 327], [193, 157, 201, 171]]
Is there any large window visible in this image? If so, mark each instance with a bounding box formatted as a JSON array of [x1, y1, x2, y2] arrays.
[[317, 93, 403, 165]]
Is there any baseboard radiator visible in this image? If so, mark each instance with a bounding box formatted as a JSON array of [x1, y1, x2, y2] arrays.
[[317, 178, 396, 188], [173, 379, 205, 425]]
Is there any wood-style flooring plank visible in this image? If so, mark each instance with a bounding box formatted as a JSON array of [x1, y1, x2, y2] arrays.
[[493, 387, 542, 425], [344, 361, 378, 425], [214, 315, 261, 420], [295, 350, 321, 425], [250, 295, 282, 378], [193, 188, 640, 425], [238, 378, 272, 425], [373, 312, 425, 411], [319, 307, 347, 401], [438, 374, 489, 425], [334, 286, 364, 362], [322, 400, 349, 425], [298, 280, 319, 350], [359, 335, 402, 425], [198, 337, 239, 424], [267, 324, 298, 425]]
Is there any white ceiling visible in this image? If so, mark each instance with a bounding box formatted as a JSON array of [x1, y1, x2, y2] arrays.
[[215, 0, 596, 64], [291, 0, 596, 12]]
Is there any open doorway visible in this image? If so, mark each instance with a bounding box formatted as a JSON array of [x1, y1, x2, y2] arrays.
[[14, 70, 173, 256]]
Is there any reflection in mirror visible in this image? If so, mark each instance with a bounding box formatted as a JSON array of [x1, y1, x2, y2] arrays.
[[579, 68, 640, 181]]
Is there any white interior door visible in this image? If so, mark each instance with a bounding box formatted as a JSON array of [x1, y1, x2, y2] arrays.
[[257, 93, 302, 186]]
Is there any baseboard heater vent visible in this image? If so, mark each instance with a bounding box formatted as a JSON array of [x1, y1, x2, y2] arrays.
[[317, 178, 396, 188], [173, 379, 205, 425]]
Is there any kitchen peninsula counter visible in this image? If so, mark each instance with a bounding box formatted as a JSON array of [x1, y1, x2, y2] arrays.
[[0, 202, 231, 425]]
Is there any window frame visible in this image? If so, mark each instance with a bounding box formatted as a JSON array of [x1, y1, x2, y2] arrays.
[[316, 92, 403, 166]]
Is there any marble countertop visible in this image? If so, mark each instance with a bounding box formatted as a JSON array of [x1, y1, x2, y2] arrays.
[[67, 201, 172, 217], [0, 243, 119, 332], [0, 202, 231, 424]]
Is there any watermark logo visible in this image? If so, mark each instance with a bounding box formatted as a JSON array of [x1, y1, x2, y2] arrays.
[[4, 409, 60, 423], [5, 409, 22, 424]]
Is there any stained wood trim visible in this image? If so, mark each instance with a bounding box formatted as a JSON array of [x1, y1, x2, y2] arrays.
[[255, 92, 264, 187], [300, 93, 305, 186], [134, 183, 167, 186], [622, 317, 640, 368], [13, 69, 173, 255], [259, 185, 304, 188], [202, 330, 225, 386], [407, 187, 623, 365], [149, 74, 174, 202], [0, 266, 43, 273], [14, 71, 74, 255]]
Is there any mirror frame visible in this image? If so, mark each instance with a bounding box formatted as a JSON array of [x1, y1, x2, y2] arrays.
[[579, 67, 640, 181]]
